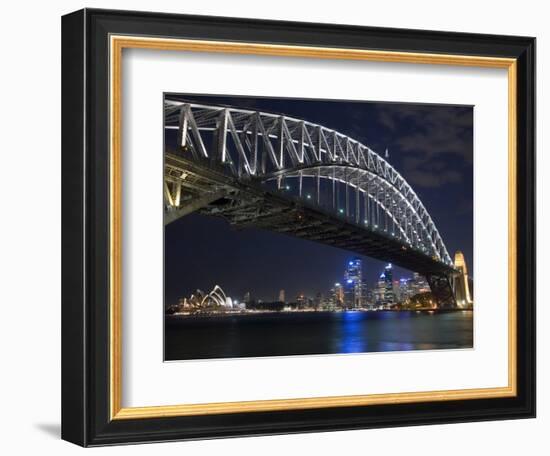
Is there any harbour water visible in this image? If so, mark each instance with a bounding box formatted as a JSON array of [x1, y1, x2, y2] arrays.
[[165, 310, 473, 361]]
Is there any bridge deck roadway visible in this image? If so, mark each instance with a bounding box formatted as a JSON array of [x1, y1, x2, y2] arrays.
[[165, 152, 457, 278]]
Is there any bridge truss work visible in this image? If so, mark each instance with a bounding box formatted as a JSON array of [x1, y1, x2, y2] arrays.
[[164, 100, 460, 308]]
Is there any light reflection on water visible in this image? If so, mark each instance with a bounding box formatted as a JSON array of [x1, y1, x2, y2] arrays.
[[165, 310, 473, 361], [339, 311, 367, 353], [334, 310, 469, 354]]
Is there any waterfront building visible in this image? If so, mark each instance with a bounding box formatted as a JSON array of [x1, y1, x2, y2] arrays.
[[412, 272, 430, 294], [171, 285, 236, 314], [296, 293, 307, 309], [278, 289, 286, 303], [234, 300, 246, 310], [225, 297, 233, 309]]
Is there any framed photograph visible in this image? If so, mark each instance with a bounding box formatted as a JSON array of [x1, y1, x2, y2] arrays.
[[61, 8, 535, 446]]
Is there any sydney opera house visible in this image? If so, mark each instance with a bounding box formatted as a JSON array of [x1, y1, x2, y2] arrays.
[[166, 285, 241, 315]]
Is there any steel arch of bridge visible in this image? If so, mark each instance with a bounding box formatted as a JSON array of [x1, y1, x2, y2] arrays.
[[165, 100, 453, 267]]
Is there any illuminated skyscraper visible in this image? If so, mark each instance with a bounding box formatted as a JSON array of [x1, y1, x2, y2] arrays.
[[374, 263, 395, 308], [344, 258, 364, 308], [393, 280, 401, 302], [331, 282, 345, 309], [383, 263, 395, 306], [398, 277, 415, 303], [375, 272, 386, 306], [278, 289, 285, 303], [453, 251, 473, 308]]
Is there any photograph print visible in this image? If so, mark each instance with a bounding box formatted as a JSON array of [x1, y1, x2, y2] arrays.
[[163, 94, 474, 361]]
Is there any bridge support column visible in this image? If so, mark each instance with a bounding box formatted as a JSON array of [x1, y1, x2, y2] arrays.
[[425, 273, 457, 309], [164, 190, 228, 225]]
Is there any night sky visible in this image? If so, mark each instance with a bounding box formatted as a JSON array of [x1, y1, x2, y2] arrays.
[[164, 95, 473, 305]]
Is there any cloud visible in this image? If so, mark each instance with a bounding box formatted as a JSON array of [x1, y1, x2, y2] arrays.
[[378, 110, 397, 131], [406, 169, 462, 188], [373, 104, 473, 188], [456, 198, 474, 215]]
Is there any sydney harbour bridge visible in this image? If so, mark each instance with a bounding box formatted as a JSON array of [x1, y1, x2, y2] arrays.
[[164, 100, 465, 308]]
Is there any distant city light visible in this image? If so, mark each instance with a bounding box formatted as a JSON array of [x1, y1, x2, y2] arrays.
[[339, 208, 344, 213]]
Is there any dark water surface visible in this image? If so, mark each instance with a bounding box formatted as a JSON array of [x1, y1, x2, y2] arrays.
[[165, 310, 473, 361]]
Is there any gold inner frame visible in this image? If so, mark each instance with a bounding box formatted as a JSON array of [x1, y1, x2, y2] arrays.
[[109, 35, 517, 420]]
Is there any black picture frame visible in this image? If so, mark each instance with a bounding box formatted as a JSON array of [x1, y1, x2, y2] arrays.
[[62, 8, 535, 447]]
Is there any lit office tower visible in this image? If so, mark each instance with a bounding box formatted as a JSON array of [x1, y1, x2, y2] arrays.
[[453, 251, 473, 308], [398, 277, 415, 303], [392, 280, 401, 302], [375, 272, 386, 306], [278, 289, 286, 303], [314, 292, 323, 310], [331, 282, 345, 309], [344, 258, 364, 308], [413, 272, 430, 294], [383, 263, 395, 306]]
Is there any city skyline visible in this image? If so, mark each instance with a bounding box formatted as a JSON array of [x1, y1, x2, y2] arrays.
[[169, 256, 459, 309], [165, 95, 473, 307]]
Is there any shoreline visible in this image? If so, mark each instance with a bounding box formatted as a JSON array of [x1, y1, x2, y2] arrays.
[[166, 308, 473, 319]]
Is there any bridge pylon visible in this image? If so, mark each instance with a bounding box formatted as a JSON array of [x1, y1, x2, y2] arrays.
[[425, 272, 458, 309]]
